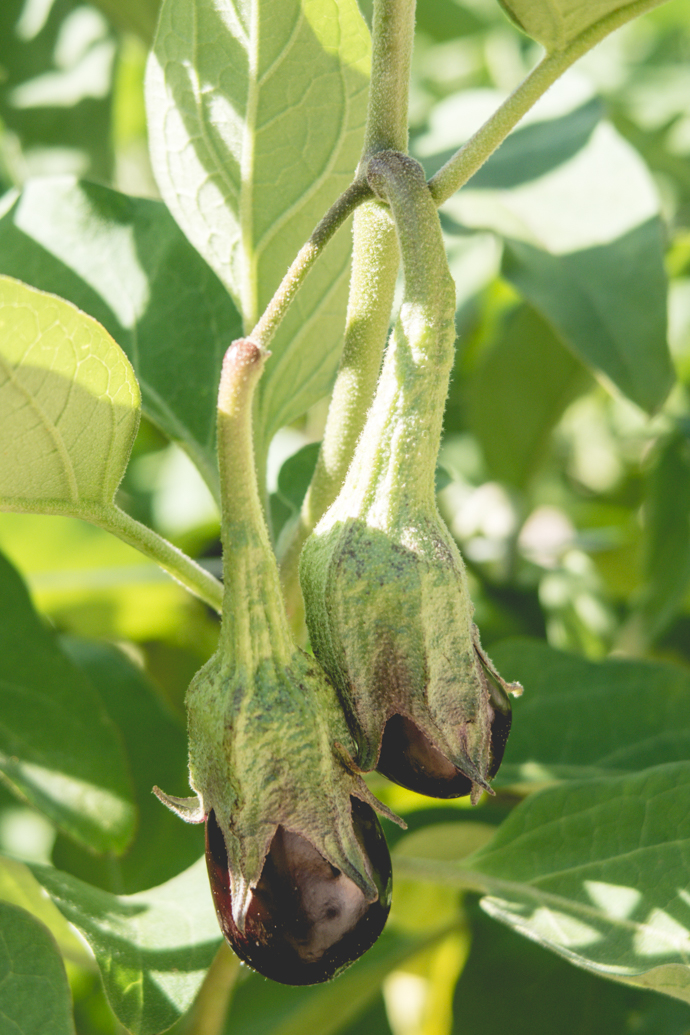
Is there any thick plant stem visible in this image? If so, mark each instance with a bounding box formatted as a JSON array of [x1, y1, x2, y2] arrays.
[[348, 151, 456, 516], [280, 200, 399, 615], [362, 0, 417, 157], [429, 0, 673, 205], [216, 340, 293, 666]]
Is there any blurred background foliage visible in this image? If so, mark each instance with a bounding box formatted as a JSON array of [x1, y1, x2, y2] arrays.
[[1, 0, 690, 1032]]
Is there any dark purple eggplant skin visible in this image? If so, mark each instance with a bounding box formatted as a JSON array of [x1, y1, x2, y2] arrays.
[[204, 798, 392, 985], [376, 676, 513, 798]]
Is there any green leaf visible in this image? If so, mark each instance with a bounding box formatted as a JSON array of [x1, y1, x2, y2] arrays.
[[52, 638, 201, 894], [496, 0, 672, 53], [502, 220, 672, 414], [146, 0, 371, 451], [445, 121, 673, 412], [29, 858, 221, 1035], [0, 178, 243, 496], [468, 304, 591, 487], [472, 764, 690, 1003], [452, 900, 690, 1035], [0, 0, 116, 184], [637, 431, 690, 640], [0, 274, 140, 512], [0, 855, 91, 967], [0, 901, 76, 1035], [0, 550, 136, 853], [398, 764, 690, 1004], [270, 441, 321, 545], [488, 638, 690, 784]]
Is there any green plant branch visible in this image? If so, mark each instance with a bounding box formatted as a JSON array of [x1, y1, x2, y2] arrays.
[[279, 197, 399, 619], [428, 0, 676, 205], [0, 499, 224, 613], [362, 0, 417, 157], [249, 179, 372, 351], [180, 942, 239, 1035]]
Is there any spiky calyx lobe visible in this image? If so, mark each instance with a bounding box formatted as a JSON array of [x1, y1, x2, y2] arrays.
[[300, 155, 522, 803], [156, 339, 399, 984]]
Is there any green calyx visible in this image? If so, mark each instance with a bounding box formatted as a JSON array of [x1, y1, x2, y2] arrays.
[[157, 338, 398, 930], [300, 153, 521, 803]]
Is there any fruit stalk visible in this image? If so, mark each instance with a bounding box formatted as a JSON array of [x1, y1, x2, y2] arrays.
[[156, 337, 399, 985]]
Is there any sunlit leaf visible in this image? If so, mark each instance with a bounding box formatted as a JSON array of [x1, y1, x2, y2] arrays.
[[146, 0, 371, 454], [0, 274, 140, 512], [29, 858, 220, 1035], [0, 901, 76, 1035], [0, 178, 242, 496], [397, 763, 690, 1004], [489, 638, 690, 784], [452, 900, 690, 1035], [0, 855, 91, 966], [445, 121, 673, 412], [0, 0, 116, 182]]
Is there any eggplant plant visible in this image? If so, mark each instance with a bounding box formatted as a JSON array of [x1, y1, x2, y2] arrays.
[[1, 0, 690, 1031]]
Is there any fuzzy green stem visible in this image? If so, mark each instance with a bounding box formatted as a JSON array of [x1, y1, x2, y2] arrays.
[[279, 199, 399, 615], [362, 0, 417, 157], [303, 201, 399, 531], [344, 151, 456, 515], [0, 498, 224, 612], [429, 0, 673, 205], [216, 340, 293, 664], [279, 0, 417, 618], [249, 180, 371, 351]]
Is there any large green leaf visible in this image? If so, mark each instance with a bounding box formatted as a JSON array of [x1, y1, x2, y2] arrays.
[[397, 763, 690, 1004], [146, 0, 371, 452], [502, 219, 672, 415], [29, 858, 221, 1035], [452, 900, 690, 1035], [444, 121, 673, 412], [0, 0, 116, 184], [0, 178, 242, 495], [0, 901, 76, 1035], [468, 304, 591, 487], [0, 274, 140, 511], [52, 638, 201, 895], [488, 638, 690, 785], [497, 0, 672, 53], [0, 551, 135, 853]]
